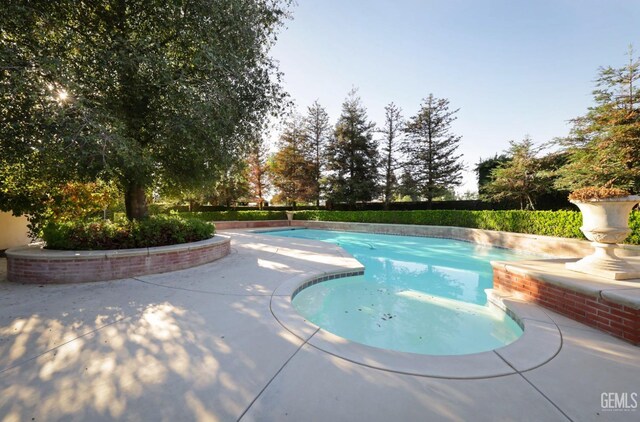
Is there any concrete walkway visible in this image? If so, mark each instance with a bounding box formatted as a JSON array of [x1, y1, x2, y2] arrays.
[[0, 230, 638, 421]]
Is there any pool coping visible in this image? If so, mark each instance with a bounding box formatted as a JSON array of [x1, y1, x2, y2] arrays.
[[250, 229, 564, 379]]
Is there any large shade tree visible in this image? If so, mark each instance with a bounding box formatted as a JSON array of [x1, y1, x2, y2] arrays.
[[0, 0, 290, 226]]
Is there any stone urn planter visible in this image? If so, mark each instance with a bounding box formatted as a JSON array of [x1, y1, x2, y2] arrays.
[[285, 211, 294, 222], [566, 194, 640, 280]]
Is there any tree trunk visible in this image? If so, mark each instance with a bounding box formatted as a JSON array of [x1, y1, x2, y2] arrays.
[[527, 194, 536, 210], [125, 181, 148, 220]]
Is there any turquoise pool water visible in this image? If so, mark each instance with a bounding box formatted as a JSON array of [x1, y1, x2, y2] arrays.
[[264, 229, 534, 356]]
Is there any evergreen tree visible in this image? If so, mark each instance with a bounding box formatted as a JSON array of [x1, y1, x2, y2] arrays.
[[379, 103, 404, 209], [396, 168, 420, 201], [556, 46, 640, 192], [206, 161, 251, 208], [303, 101, 330, 206], [326, 90, 379, 205], [402, 95, 465, 205], [247, 137, 271, 209], [270, 115, 315, 206], [475, 154, 509, 195], [483, 137, 553, 210]]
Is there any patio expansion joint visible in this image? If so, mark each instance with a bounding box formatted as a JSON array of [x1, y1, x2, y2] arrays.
[[0, 313, 131, 377], [299, 340, 517, 381], [132, 277, 274, 297], [236, 327, 320, 422], [493, 310, 573, 422]]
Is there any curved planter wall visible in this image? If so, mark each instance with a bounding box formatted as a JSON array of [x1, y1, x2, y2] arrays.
[[6, 236, 230, 284]]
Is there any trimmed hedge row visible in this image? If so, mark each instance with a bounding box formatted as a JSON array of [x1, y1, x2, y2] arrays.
[[43, 215, 215, 250], [629, 211, 640, 245], [175, 210, 287, 221], [293, 210, 640, 245]]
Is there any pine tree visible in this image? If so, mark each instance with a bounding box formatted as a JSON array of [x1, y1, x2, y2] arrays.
[[270, 115, 315, 206], [556, 46, 640, 192], [303, 101, 330, 206], [247, 137, 271, 209], [402, 94, 464, 205], [326, 90, 379, 205], [397, 168, 420, 201], [379, 103, 404, 209]]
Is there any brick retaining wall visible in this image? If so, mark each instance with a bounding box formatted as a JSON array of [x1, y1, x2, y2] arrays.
[[6, 236, 230, 284], [493, 264, 640, 345]]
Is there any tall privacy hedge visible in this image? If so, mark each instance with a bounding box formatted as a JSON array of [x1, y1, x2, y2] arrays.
[[293, 210, 640, 245]]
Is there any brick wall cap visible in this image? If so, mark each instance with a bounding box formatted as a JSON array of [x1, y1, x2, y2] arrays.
[[493, 259, 640, 310], [601, 289, 640, 310], [6, 235, 229, 261]]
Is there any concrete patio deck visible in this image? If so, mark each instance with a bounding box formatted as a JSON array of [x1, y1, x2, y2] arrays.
[[0, 229, 638, 421]]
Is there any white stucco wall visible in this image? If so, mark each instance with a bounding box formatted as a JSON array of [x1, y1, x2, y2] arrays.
[[0, 212, 30, 250]]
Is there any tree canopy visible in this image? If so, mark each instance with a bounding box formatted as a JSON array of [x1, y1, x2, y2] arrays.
[[247, 136, 271, 209], [325, 90, 379, 205], [402, 94, 464, 204], [379, 103, 403, 209], [270, 115, 315, 206], [556, 46, 640, 193], [304, 100, 330, 206], [1, 0, 290, 227], [483, 137, 553, 210]]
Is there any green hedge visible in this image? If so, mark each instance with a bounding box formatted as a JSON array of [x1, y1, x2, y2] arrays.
[[43, 215, 215, 250], [174, 210, 287, 221], [628, 211, 640, 245], [293, 210, 640, 245]]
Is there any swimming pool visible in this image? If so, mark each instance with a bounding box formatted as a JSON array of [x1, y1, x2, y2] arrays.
[[264, 229, 535, 355]]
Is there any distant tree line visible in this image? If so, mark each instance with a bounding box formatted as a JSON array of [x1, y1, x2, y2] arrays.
[[198, 89, 467, 209], [174, 42, 640, 212], [221, 46, 638, 211]]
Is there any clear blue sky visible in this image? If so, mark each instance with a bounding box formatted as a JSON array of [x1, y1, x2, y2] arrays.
[[269, 0, 640, 193]]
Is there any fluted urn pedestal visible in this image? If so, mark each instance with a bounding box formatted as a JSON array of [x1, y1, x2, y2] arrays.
[[566, 196, 640, 280]]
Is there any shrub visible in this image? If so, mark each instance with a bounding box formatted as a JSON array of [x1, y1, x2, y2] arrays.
[[568, 187, 631, 202], [628, 211, 640, 245], [174, 210, 287, 221], [43, 215, 215, 250], [292, 209, 640, 242]]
